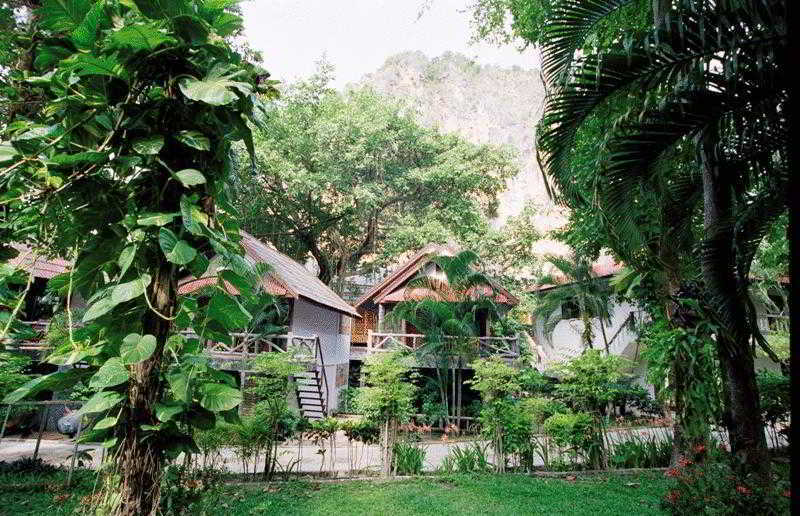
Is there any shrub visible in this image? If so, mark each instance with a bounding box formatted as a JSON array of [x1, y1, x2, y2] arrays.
[[756, 370, 790, 427], [661, 451, 790, 515], [438, 442, 492, 474], [543, 411, 604, 468], [159, 464, 224, 515], [337, 386, 361, 414], [523, 397, 569, 428], [392, 441, 426, 475], [610, 434, 673, 468], [0, 351, 35, 422]]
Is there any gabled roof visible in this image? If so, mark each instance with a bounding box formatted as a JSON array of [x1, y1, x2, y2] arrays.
[[354, 243, 519, 308], [6, 243, 71, 279], [178, 232, 360, 318]]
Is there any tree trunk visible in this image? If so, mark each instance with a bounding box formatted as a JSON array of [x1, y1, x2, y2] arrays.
[[700, 128, 770, 482], [117, 262, 174, 516], [599, 318, 609, 354]]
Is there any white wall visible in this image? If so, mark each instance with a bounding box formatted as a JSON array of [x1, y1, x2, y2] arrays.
[[533, 299, 641, 366], [290, 298, 351, 410]]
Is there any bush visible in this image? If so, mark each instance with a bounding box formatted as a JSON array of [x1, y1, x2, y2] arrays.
[[523, 397, 569, 428], [159, 464, 224, 515], [438, 442, 492, 474], [756, 370, 790, 427], [661, 450, 790, 515], [337, 386, 361, 414], [392, 441, 426, 475], [610, 434, 673, 468], [341, 419, 380, 445], [0, 351, 35, 422]]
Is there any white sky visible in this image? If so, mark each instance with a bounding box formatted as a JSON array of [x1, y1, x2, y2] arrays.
[[240, 0, 539, 88]]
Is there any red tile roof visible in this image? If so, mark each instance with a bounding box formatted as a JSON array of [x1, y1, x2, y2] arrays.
[[7, 243, 71, 279], [355, 243, 519, 307]]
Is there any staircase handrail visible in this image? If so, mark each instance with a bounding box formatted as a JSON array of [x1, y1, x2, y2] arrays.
[[314, 335, 330, 416]]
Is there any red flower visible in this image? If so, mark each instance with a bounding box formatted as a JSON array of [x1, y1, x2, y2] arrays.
[[693, 444, 706, 454], [782, 489, 791, 498], [665, 490, 681, 503], [677, 456, 693, 467], [736, 486, 752, 495], [665, 468, 680, 478]]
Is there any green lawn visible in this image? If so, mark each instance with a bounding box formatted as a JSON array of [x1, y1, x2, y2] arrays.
[[1, 470, 672, 515]]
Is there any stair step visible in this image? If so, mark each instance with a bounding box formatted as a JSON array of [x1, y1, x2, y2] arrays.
[[299, 399, 323, 406]]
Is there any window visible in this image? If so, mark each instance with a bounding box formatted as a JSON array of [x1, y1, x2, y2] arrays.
[[561, 299, 580, 320]]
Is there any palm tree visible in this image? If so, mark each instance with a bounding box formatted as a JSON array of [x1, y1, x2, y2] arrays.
[[388, 250, 504, 427], [536, 0, 787, 479], [532, 254, 614, 353]]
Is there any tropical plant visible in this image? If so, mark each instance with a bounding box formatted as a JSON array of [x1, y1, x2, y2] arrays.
[[392, 440, 427, 475], [532, 254, 614, 352], [0, 1, 277, 513], [437, 441, 493, 474], [341, 418, 380, 474], [755, 370, 790, 448], [388, 250, 509, 428], [355, 351, 418, 477], [536, 0, 787, 481], [468, 356, 523, 472], [610, 433, 673, 469], [542, 411, 600, 468]]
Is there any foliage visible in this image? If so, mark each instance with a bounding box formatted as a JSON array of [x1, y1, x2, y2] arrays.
[[518, 367, 556, 396], [610, 434, 673, 469], [355, 352, 419, 424], [522, 396, 568, 428], [0, 457, 58, 475], [1, 0, 277, 510], [341, 419, 380, 445], [639, 317, 721, 440], [542, 412, 596, 455], [232, 63, 516, 285], [392, 441, 427, 475], [549, 350, 629, 414], [438, 442, 493, 474], [159, 464, 225, 515], [661, 451, 790, 516], [468, 357, 523, 472], [337, 386, 362, 414], [532, 254, 614, 351], [0, 351, 35, 420], [355, 351, 418, 477], [755, 370, 790, 428]]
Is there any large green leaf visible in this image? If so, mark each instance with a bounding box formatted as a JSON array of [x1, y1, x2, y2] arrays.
[[154, 401, 185, 422], [111, 274, 151, 305], [179, 63, 252, 106], [37, 0, 91, 32], [0, 142, 17, 164], [69, 54, 129, 80], [89, 358, 130, 389], [120, 333, 157, 364], [49, 151, 108, 167], [47, 346, 100, 366], [137, 212, 176, 226], [198, 383, 242, 412], [93, 416, 118, 430], [3, 369, 88, 403], [167, 370, 190, 402], [132, 135, 164, 155], [107, 22, 175, 51], [118, 245, 137, 278], [207, 292, 251, 330], [82, 297, 115, 322], [77, 390, 124, 416], [174, 169, 206, 187], [71, 0, 107, 49], [159, 228, 197, 265], [175, 131, 210, 151]]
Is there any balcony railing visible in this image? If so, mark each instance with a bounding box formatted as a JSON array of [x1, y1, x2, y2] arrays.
[[366, 330, 520, 359]]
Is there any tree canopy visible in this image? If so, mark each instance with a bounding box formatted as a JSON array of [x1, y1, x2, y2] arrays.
[[231, 65, 518, 286]]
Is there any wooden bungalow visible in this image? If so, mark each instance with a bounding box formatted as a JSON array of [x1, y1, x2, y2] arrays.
[[349, 243, 520, 361]]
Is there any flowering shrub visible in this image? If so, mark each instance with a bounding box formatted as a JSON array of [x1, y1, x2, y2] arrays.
[[661, 446, 790, 515]]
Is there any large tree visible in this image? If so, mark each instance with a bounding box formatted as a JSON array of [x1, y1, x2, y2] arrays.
[[536, 0, 787, 480], [1, 1, 274, 513], [231, 65, 517, 287]]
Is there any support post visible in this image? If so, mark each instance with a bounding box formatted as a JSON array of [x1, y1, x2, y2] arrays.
[[367, 330, 373, 353], [32, 405, 50, 461], [67, 415, 83, 487], [0, 405, 11, 446]]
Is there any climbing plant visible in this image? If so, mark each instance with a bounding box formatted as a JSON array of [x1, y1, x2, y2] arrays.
[[0, 1, 277, 514]]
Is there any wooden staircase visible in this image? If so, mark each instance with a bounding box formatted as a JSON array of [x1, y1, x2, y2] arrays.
[[294, 369, 327, 420]]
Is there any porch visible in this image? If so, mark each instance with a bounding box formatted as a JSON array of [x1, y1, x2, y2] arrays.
[[352, 331, 521, 363]]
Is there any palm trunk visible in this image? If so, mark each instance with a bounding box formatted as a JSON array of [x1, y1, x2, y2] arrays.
[[117, 262, 174, 516], [700, 127, 770, 482], [599, 318, 609, 355]]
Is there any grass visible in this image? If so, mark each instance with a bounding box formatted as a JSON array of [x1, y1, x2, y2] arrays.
[[0, 469, 672, 516]]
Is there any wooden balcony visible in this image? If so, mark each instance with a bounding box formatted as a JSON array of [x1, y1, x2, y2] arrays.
[[365, 331, 520, 359]]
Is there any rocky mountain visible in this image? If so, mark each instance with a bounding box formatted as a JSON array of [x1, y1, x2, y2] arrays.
[[354, 51, 567, 239]]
